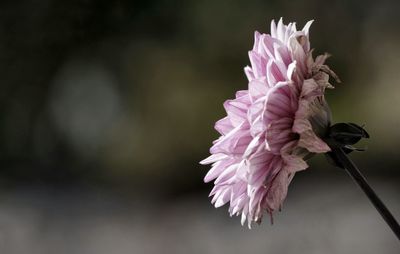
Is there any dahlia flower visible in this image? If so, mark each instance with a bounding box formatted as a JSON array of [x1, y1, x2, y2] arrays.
[[200, 18, 339, 227]]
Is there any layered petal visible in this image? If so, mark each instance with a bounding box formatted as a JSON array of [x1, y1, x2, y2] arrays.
[[201, 18, 338, 227]]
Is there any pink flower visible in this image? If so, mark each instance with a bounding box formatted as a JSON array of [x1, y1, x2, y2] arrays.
[[200, 18, 339, 227]]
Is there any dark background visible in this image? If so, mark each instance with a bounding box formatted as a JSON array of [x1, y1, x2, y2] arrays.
[[0, 0, 399, 253]]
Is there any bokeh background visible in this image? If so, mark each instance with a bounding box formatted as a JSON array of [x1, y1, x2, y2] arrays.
[[0, 0, 399, 253]]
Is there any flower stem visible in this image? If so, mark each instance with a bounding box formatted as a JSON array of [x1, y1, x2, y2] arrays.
[[333, 148, 400, 240]]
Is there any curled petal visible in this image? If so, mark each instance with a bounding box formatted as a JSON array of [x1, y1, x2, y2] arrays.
[[266, 117, 294, 154], [264, 168, 293, 211], [201, 18, 338, 227], [293, 118, 331, 153]]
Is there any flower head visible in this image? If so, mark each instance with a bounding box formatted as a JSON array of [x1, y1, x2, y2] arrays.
[[200, 18, 339, 227]]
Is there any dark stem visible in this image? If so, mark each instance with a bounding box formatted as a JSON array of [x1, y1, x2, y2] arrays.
[[333, 148, 400, 240]]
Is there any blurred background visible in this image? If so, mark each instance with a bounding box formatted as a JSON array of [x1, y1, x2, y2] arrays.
[[0, 0, 399, 253]]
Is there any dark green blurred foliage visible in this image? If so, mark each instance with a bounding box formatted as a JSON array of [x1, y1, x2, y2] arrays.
[[0, 1, 399, 253], [0, 0, 399, 198]]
